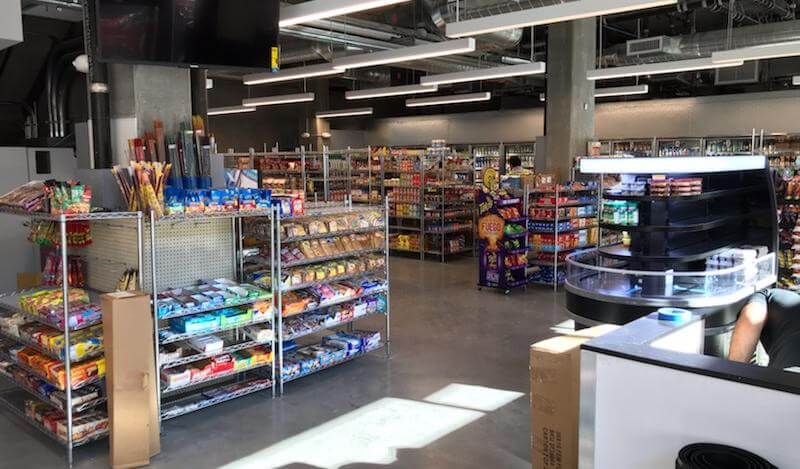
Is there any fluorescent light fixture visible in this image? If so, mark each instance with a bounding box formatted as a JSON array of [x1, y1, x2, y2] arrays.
[[332, 38, 476, 70], [793, 76, 800, 86], [243, 63, 343, 86], [346, 84, 438, 100], [420, 62, 546, 87], [207, 105, 256, 116], [712, 40, 800, 64], [594, 84, 649, 98], [242, 92, 315, 107], [205, 78, 214, 90], [446, 0, 677, 38], [316, 107, 374, 118], [587, 57, 744, 81], [280, 0, 412, 27], [579, 156, 767, 174], [406, 92, 492, 107]]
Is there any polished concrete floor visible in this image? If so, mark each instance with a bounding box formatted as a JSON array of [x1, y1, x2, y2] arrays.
[[0, 257, 568, 469]]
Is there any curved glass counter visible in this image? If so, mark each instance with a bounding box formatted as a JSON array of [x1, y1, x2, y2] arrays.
[[565, 249, 777, 309]]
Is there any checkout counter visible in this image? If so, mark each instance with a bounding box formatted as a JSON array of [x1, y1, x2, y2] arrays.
[[579, 311, 798, 468]]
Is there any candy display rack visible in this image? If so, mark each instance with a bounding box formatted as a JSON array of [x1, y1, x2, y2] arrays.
[[477, 190, 528, 293], [526, 184, 598, 290], [148, 209, 276, 422], [384, 148, 425, 259], [423, 142, 476, 262], [271, 201, 390, 394], [0, 209, 143, 466], [348, 147, 383, 205]]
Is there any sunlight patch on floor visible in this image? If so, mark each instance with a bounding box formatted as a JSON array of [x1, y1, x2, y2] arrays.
[[423, 383, 525, 412]]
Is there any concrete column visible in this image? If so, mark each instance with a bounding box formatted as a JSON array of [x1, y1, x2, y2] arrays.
[[542, 19, 596, 180], [108, 64, 192, 165]]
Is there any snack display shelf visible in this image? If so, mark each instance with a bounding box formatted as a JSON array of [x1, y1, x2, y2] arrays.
[[0, 368, 107, 414], [599, 211, 767, 233], [529, 259, 566, 266], [161, 337, 273, 369], [282, 248, 385, 269], [530, 215, 597, 222], [285, 308, 386, 341], [0, 390, 108, 447], [157, 295, 272, 321], [0, 329, 103, 364], [161, 375, 272, 421], [505, 231, 528, 238], [530, 225, 598, 235], [283, 343, 384, 383], [158, 316, 273, 345], [284, 286, 388, 319], [281, 270, 386, 293], [535, 202, 595, 208], [0, 290, 103, 332], [426, 226, 474, 235], [0, 349, 103, 392], [424, 246, 474, 256], [533, 243, 594, 253], [603, 185, 761, 202], [155, 209, 274, 222], [280, 225, 385, 243], [161, 360, 273, 396], [388, 225, 422, 231], [0, 206, 140, 222]]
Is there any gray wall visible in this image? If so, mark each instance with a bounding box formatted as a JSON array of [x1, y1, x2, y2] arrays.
[[363, 89, 800, 146]]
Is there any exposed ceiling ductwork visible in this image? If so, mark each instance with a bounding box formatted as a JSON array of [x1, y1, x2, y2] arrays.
[[423, 0, 524, 50]]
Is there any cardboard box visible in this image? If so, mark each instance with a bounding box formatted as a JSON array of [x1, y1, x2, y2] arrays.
[[530, 325, 618, 469], [102, 291, 161, 469]]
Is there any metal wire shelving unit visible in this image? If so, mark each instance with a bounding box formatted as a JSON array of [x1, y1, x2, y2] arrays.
[[148, 209, 277, 423], [384, 148, 425, 259], [348, 147, 384, 205], [0, 208, 143, 467]]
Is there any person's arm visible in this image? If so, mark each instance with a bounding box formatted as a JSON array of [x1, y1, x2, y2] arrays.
[[728, 291, 769, 363]]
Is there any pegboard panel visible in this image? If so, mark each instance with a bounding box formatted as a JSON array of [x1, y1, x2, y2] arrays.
[[84, 220, 140, 293], [142, 219, 235, 293]]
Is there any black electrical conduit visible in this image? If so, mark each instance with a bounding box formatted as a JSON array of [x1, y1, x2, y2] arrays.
[[45, 37, 83, 138], [676, 443, 777, 469]]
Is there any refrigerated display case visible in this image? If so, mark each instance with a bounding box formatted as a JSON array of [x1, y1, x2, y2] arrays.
[[566, 156, 778, 346], [657, 138, 704, 157]]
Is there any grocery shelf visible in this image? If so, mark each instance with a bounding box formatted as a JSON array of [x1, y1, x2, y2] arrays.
[[599, 211, 766, 233], [285, 309, 386, 341], [158, 294, 272, 321], [283, 286, 388, 319], [529, 259, 567, 267], [0, 330, 103, 364], [283, 344, 384, 383], [0, 290, 103, 332], [530, 243, 594, 253], [156, 209, 273, 223], [281, 225, 385, 243], [282, 248, 384, 269], [529, 225, 597, 234], [0, 349, 104, 392], [0, 369, 106, 414], [424, 247, 474, 256], [0, 206, 140, 222], [281, 270, 386, 293], [603, 185, 761, 202], [529, 215, 598, 222], [388, 225, 422, 232], [161, 376, 272, 421], [158, 316, 273, 345], [0, 390, 108, 447], [161, 337, 273, 370], [534, 202, 595, 208], [426, 226, 474, 235], [161, 360, 273, 396]]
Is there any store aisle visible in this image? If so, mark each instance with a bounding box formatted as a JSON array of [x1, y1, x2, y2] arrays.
[[0, 257, 568, 469]]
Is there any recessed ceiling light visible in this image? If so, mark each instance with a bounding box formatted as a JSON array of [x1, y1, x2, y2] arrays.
[[712, 40, 800, 64], [594, 84, 649, 98]]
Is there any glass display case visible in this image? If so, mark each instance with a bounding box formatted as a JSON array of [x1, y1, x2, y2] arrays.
[[566, 156, 778, 332], [657, 138, 704, 157]]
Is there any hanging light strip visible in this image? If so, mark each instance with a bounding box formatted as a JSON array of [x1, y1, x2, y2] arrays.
[[243, 63, 343, 86], [594, 84, 649, 98], [420, 62, 546, 87], [316, 108, 374, 118], [242, 93, 316, 107], [406, 92, 492, 107], [712, 40, 800, 64], [207, 106, 257, 116], [587, 57, 744, 81], [332, 38, 476, 70], [446, 0, 677, 38], [280, 0, 412, 27], [580, 156, 767, 175], [346, 84, 439, 100], [793, 76, 800, 86]]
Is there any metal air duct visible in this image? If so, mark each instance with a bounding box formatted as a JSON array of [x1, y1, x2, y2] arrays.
[[423, 0, 524, 50]]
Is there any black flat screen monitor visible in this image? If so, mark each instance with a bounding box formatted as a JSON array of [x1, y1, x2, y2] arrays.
[[95, 0, 279, 69]]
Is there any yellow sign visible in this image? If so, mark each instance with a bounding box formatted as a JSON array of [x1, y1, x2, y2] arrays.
[[482, 167, 499, 192], [271, 47, 280, 72]]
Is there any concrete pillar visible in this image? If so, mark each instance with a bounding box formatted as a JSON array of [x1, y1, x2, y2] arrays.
[[108, 64, 192, 165], [542, 19, 596, 181]]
